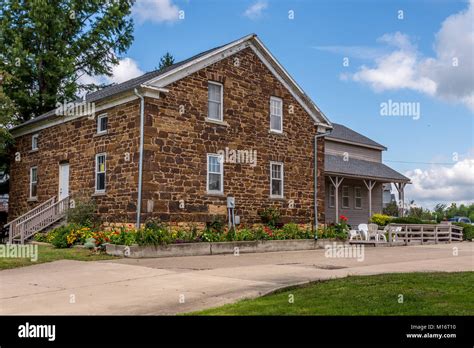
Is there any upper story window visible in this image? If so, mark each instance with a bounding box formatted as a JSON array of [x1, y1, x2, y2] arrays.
[[270, 97, 283, 133], [207, 154, 223, 194], [31, 134, 39, 150], [95, 153, 106, 193], [270, 162, 284, 198], [30, 166, 38, 199], [97, 114, 108, 134], [342, 185, 350, 208], [354, 186, 362, 209], [208, 82, 223, 121], [329, 185, 335, 207]]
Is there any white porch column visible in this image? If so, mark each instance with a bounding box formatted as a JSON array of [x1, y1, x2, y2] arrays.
[[395, 182, 407, 217], [363, 179, 376, 220], [329, 176, 344, 222]]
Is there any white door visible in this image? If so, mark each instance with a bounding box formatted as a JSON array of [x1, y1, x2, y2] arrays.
[[58, 163, 70, 200]]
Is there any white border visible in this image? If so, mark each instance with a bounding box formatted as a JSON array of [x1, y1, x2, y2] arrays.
[[207, 153, 224, 194], [270, 161, 284, 198], [207, 81, 224, 122], [95, 153, 107, 193]]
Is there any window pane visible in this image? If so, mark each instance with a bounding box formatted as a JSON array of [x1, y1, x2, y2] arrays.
[[271, 164, 281, 179], [270, 115, 281, 131], [208, 156, 221, 173], [31, 168, 37, 182], [208, 101, 221, 120], [31, 183, 37, 197], [99, 116, 108, 132], [208, 83, 221, 102], [97, 173, 105, 191], [271, 179, 282, 196], [208, 173, 221, 191]]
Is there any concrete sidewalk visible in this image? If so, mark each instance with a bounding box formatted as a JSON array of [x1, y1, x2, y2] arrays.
[[0, 242, 472, 315]]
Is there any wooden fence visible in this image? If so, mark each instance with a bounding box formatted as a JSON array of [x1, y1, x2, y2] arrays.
[[387, 223, 463, 245]]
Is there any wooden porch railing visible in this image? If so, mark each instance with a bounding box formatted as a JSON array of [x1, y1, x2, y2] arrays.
[[387, 223, 463, 245], [6, 196, 69, 244]]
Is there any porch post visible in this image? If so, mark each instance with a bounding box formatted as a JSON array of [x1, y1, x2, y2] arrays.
[[395, 182, 407, 217], [363, 180, 376, 220], [329, 176, 344, 222]]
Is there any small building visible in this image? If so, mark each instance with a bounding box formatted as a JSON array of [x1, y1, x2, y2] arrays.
[[324, 123, 410, 227]]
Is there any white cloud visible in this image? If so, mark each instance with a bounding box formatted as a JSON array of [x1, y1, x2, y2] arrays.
[[78, 58, 144, 91], [404, 157, 474, 208], [133, 0, 181, 24], [244, 1, 268, 19], [343, 1, 474, 111]]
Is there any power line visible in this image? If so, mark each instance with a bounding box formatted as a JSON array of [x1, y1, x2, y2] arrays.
[[384, 160, 456, 165]]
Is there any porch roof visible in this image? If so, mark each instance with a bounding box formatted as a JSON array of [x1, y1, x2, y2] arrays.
[[325, 154, 411, 183]]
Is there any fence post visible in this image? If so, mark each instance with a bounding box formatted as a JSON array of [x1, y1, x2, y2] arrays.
[[421, 226, 424, 245], [8, 224, 12, 244], [435, 226, 438, 244], [449, 225, 452, 243]]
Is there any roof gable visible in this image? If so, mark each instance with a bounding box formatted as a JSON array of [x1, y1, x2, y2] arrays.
[[326, 123, 387, 150]]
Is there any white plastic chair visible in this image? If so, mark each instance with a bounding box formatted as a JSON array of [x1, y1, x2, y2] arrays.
[[358, 224, 368, 241], [349, 229, 362, 241]]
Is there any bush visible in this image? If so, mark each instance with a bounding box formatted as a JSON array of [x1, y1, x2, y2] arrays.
[[135, 228, 172, 246], [258, 207, 280, 227], [33, 233, 48, 242], [50, 225, 73, 248], [454, 222, 474, 241], [67, 199, 100, 227], [370, 214, 392, 226]]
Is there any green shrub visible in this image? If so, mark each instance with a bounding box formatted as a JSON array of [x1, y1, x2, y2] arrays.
[[234, 228, 255, 241], [33, 233, 48, 242], [370, 214, 392, 226], [454, 223, 474, 241], [67, 199, 100, 227], [110, 229, 137, 246], [206, 216, 225, 234], [258, 207, 280, 227], [50, 225, 73, 248], [135, 228, 172, 246]]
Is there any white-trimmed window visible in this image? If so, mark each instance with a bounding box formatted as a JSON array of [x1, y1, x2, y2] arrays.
[[270, 162, 284, 198], [270, 97, 283, 133], [354, 186, 362, 209], [342, 185, 350, 208], [207, 82, 223, 121], [95, 153, 106, 192], [97, 114, 108, 134], [207, 154, 223, 194], [30, 166, 38, 199], [31, 134, 39, 150], [329, 185, 335, 207]]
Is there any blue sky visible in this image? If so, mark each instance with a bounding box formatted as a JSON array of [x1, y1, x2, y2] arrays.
[[103, 0, 473, 208]]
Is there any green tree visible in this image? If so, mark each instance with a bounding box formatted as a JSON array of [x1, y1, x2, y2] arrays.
[[157, 52, 175, 70], [0, 0, 135, 124], [382, 201, 399, 217]]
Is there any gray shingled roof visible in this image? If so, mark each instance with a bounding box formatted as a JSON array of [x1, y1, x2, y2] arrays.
[[327, 123, 387, 150], [325, 154, 410, 182], [13, 43, 228, 130]]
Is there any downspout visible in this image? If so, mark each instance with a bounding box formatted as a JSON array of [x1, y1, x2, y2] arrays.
[[314, 128, 332, 239], [134, 88, 145, 229]]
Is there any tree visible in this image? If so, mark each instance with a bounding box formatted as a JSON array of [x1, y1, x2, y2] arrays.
[[157, 52, 175, 70], [382, 201, 399, 217], [0, 0, 135, 124]]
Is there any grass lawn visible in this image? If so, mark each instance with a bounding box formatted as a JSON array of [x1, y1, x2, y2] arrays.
[[0, 244, 117, 270], [192, 272, 474, 315]]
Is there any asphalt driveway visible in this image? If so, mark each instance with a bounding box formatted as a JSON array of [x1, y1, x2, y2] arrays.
[[0, 242, 472, 315]]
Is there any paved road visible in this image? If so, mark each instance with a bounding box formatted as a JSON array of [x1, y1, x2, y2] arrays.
[[0, 243, 472, 314]]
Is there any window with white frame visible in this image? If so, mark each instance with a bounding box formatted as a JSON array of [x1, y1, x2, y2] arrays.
[[270, 97, 283, 133], [207, 154, 223, 193], [270, 162, 284, 198], [207, 82, 223, 121], [30, 166, 38, 199], [31, 134, 39, 150], [342, 186, 350, 208], [95, 153, 106, 192], [97, 114, 108, 134], [329, 185, 335, 207], [354, 186, 362, 209]]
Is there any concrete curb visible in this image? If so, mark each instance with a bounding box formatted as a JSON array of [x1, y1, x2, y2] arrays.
[[105, 239, 348, 258]]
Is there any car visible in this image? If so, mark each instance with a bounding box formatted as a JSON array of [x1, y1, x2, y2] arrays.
[[448, 216, 472, 224]]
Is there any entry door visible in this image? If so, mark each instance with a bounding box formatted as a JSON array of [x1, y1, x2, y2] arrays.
[[58, 163, 70, 200]]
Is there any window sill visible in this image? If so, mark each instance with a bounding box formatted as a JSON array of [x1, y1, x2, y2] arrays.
[[269, 196, 285, 201], [29, 149, 39, 154], [206, 192, 225, 198], [205, 118, 229, 127], [92, 192, 106, 197], [27, 197, 38, 202], [94, 131, 108, 137], [268, 130, 284, 136]]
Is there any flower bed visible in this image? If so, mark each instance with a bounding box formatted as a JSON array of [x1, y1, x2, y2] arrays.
[[35, 220, 348, 250]]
